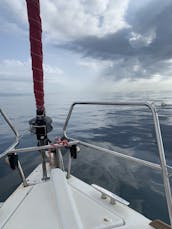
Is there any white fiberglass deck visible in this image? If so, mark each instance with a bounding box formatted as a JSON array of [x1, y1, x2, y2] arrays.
[[0, 165, 154, 229]]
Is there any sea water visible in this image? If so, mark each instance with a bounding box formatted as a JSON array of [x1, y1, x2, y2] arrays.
[[0, 90, 172, 223]]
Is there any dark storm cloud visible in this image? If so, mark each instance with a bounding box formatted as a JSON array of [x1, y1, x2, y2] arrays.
[[63, 0, 172, 80]]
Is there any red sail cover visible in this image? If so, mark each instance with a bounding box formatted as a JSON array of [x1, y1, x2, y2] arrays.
[[26, 0, 44, 111]]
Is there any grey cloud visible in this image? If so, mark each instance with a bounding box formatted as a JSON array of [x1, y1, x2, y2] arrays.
[[61, 0, 172, 81], [126, 0, 172, 34], [65, 29, 135, 59]]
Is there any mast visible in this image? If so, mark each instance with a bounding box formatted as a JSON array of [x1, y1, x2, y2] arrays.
[[26, 0, 52, 180]]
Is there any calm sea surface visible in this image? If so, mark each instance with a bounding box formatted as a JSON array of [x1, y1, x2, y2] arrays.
[[0, 90, 172, 223]]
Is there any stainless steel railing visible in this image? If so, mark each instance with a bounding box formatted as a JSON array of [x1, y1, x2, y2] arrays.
[[62, 101, 172, 227], [1, 103, 172, 226], [0, 109, 19, 159], [0, 109, 29, 186]]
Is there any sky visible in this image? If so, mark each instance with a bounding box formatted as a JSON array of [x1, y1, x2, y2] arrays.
[[0, 0, 172, 95]]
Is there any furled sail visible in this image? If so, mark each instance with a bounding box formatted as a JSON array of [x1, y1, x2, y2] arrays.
[[26, 0, 44, 112]]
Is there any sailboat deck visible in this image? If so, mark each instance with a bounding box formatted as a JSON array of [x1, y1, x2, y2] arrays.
[[0, 164, 155, 229]]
